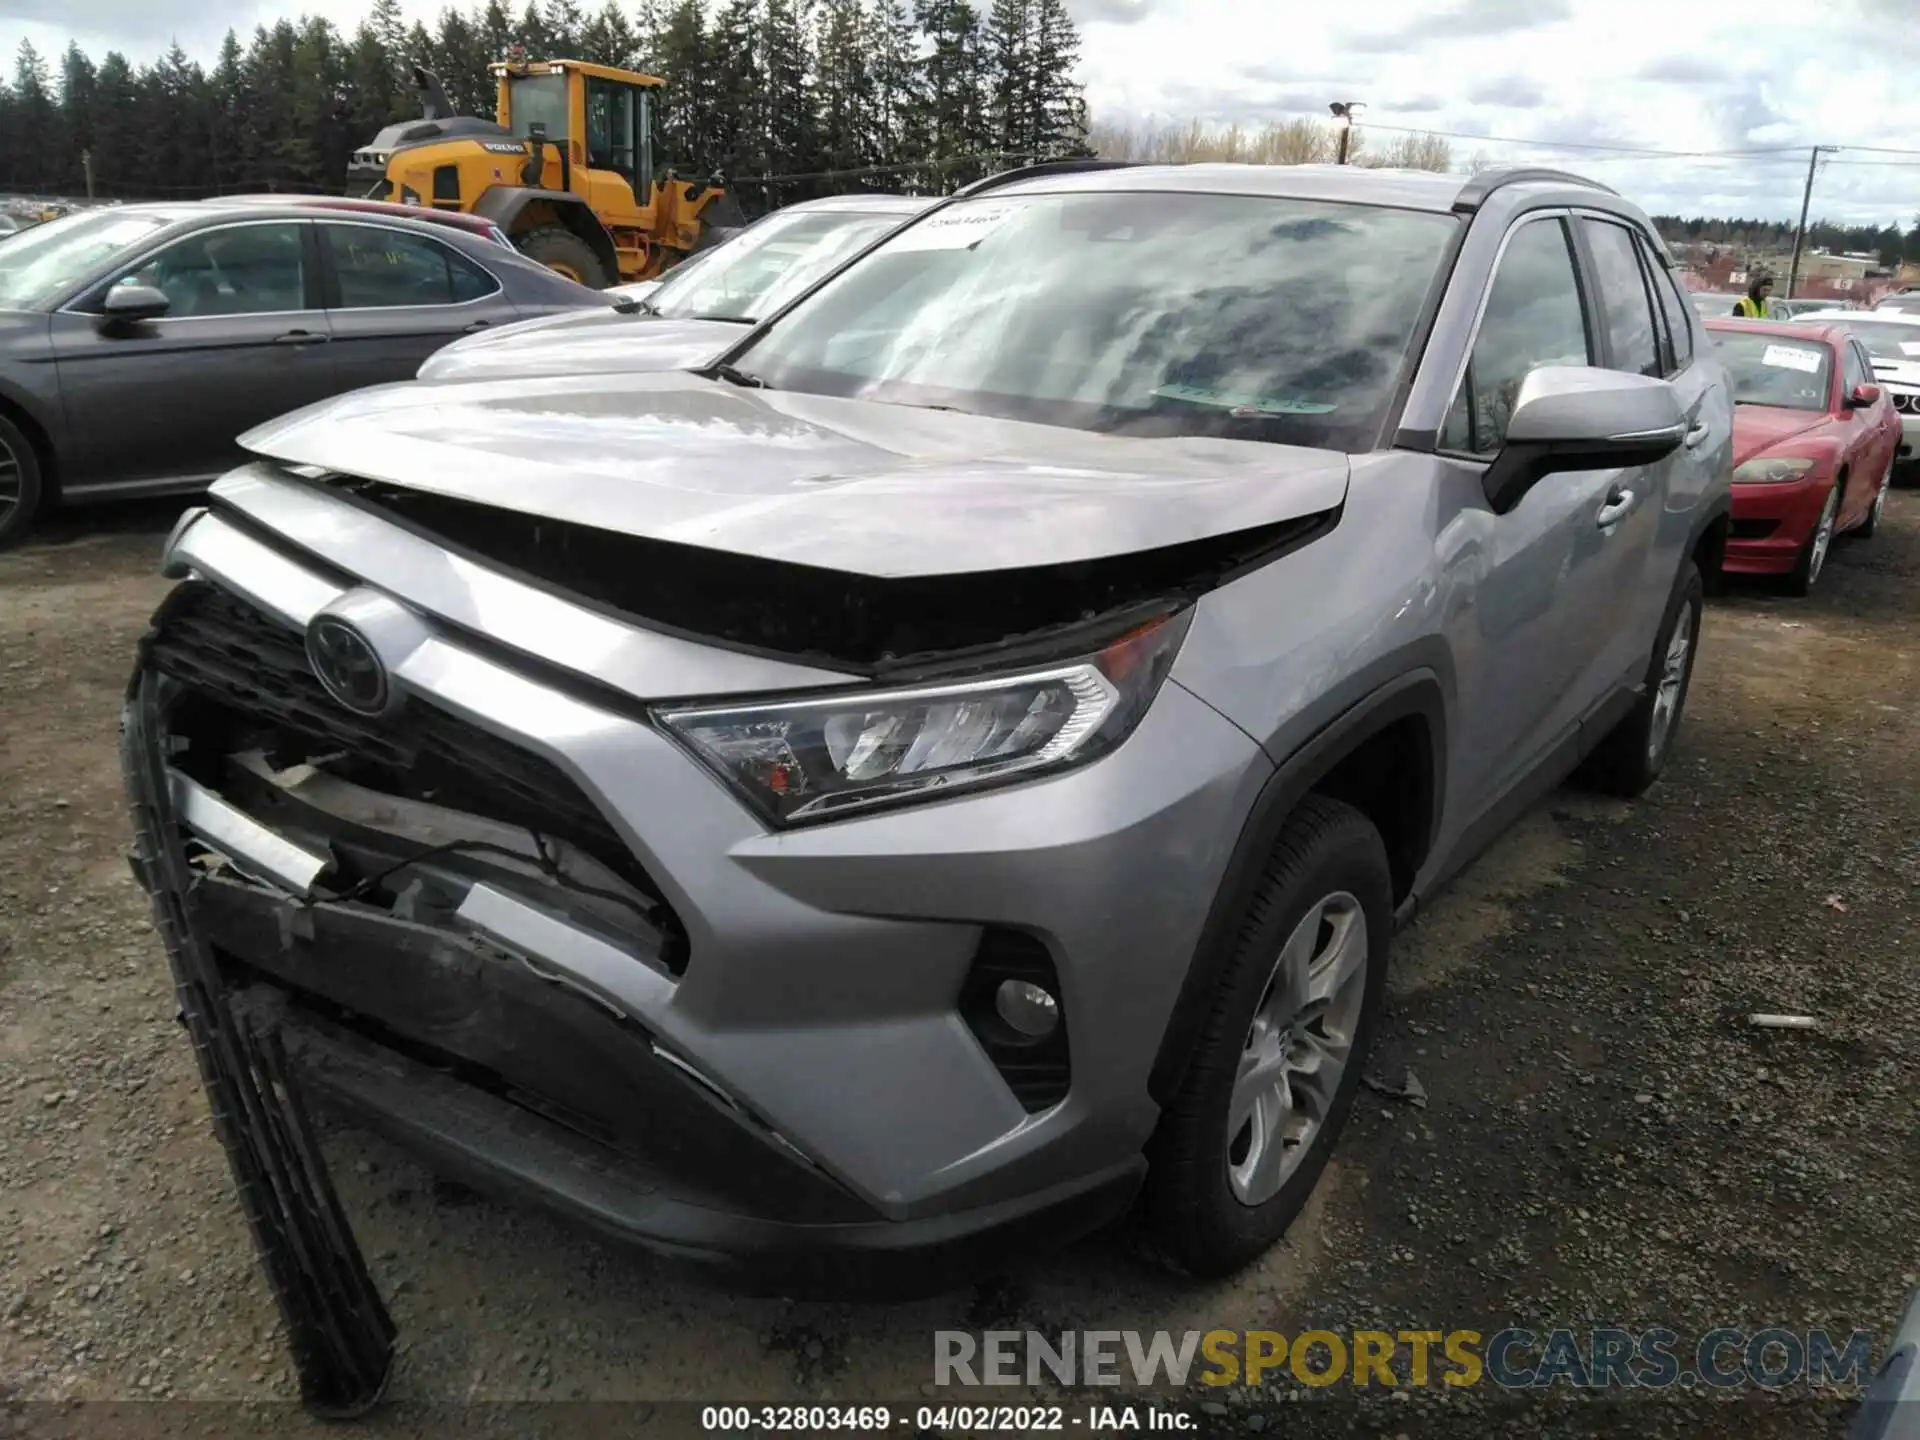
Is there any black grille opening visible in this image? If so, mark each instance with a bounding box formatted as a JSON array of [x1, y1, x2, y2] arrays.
[[958, 928, 1070, 1114], [1730, 518, 1780, 540], [145, 580, 689, 972]]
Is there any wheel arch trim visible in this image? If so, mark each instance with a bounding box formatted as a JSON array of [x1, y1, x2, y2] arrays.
[[1146, 669, 1448, 1107]]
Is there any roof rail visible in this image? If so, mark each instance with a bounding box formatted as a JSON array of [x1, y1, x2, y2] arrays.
[[952, 158, 1139, 198], [1451, 167, 1619, 214]]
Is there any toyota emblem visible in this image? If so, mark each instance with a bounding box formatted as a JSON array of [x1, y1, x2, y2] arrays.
[[306, 615, 392, 716]]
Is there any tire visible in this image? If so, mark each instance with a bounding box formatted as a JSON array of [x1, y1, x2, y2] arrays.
[[1139, 795, 1391, 1277], [0, 411, 45, 552], [1854, 458, 1892, 540], [1786, 485, 1840, 596], [514, 225, 611, 288], [1574, 561, 1704, 798]]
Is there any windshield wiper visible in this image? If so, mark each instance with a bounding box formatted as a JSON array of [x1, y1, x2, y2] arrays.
[[610, 296, 657, 315], [707, 361, 767, 389], [682, 312, 756, 324]]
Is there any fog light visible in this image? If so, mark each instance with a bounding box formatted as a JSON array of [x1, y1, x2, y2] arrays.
[[995, 979, 1060, 1038]]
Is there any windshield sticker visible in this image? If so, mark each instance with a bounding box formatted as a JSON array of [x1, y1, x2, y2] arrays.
[[1760, 344, 1822, 374], [1153, 383, 1338, 415], [890, 204, 1019, 251], [1898, 342, 1920, 357]]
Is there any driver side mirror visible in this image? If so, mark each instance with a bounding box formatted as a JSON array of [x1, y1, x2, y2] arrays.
[[1848, 382, 1881, 408], [98, 284, 172, 328], [1482, 366, 1688, 513]]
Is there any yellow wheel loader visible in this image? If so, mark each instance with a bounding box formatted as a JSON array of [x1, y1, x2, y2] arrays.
[[347, 55, 746, 288]]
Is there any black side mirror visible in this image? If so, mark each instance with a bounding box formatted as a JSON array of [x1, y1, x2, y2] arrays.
[[98, 284, 171, 328]]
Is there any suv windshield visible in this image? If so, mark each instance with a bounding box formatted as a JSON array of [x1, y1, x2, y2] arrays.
[[1711, 330, 1831, 411], [650, 208, 910, 323], [0, 209, 175, 309], [734, 192, 1459, 452]]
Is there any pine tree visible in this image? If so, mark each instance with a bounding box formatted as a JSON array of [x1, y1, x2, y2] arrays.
[[1026, 0, 1086, 157], [914, 0, 990, 186], [984, 0, 1029, 156], [580, 2, 638, 68], [11, 41, 60, 191], [867, 0, 923, 180], [757, 0, 816, 192], [435, 7, 495, 115], [58, 43, 98, 194], [706, 0, 761, 179], [207, 31, 245, 190], [812, 0, 875, 181], [542, 0, 588, 55], [654, 0, 711, 172]]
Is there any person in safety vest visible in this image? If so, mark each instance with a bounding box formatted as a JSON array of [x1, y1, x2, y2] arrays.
[[1734, 274, 1774, 318]]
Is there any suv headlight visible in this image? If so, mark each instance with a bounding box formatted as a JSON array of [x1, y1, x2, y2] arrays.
[[655, 612, 1190, 824], [1733, 456, 1816, 484]]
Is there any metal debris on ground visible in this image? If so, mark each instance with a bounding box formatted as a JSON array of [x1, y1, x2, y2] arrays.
[[1748, 1014, 1820, 1030], [1362, 1065, 1429, 1108]]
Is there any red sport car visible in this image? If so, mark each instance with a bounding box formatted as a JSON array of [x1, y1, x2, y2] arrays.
[[1705, 318, 1899, 593]]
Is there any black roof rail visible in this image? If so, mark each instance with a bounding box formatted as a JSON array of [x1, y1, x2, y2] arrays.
[[952, 158, 1139, 199], [1451, 167, 1619, 214]]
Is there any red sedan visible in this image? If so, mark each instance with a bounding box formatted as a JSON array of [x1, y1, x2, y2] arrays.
[[1706, 318, 1899, 593]]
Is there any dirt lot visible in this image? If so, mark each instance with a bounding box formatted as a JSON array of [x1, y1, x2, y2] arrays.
[[1, 495, 1917, 1438]]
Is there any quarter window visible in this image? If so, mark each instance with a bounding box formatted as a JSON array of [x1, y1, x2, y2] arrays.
[[324, 225, 498, 308], [113, 223, 308, 317], [1580, 219, 1661, 379], [1841, 341, 1869, 396], [1441, 217, 1592, 458], [1642, 239, 1694, 369]]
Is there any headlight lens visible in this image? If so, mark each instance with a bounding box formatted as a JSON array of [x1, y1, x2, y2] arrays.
[[655, 612, 1190, 824], [1733, 456, 1817, 484]]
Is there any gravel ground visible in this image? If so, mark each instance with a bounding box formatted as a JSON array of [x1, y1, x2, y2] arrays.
[[1, 494, 1916, 1439]]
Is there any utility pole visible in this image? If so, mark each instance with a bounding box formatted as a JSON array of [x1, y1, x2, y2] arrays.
[[81, 149, 93, 201], [1787, 145, 1837, 300], [1329, 101, 1364, 164]]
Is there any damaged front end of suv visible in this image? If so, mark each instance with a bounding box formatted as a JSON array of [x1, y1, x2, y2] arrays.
[[120, 354, 1348, 1405]]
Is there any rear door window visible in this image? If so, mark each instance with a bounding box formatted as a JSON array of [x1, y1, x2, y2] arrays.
[[324, 224, 500, 308]]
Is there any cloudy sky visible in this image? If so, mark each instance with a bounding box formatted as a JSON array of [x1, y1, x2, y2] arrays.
[[4, 0, 1918, 225]]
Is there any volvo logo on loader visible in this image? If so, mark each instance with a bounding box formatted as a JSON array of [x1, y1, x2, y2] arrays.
[[306, 616, 391, 717]]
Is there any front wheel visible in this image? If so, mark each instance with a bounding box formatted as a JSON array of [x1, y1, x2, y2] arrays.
[[1787, 485, 1840, 596], [514, 225, 611, 289], [1139, 795, 1391, 1277]]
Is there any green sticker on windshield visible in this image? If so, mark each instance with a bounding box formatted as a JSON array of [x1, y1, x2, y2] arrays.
[[1153, 383, 1338, 415]]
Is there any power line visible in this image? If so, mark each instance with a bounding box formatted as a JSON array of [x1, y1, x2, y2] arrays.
[[1357, 120, 1807, 160]]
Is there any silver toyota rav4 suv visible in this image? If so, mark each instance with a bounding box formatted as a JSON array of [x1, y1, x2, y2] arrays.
[[124, 162, 1732, 1301]]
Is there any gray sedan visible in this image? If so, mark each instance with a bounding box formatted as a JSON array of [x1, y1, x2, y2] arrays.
[[0, 199, 604, 546]]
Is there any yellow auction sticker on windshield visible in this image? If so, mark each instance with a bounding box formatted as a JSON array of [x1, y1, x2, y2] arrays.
[[1154, 383, 1338, 415]]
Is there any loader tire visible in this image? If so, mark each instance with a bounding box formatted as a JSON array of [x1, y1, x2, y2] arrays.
[[515, 226, 610, 288]]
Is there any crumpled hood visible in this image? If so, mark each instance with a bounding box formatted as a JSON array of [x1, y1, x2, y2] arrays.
[[1732, 405, 1828, 467], [237, 370, 1350, 578], [419, 311, 742, 381], [1865, 353, 1920, 391]]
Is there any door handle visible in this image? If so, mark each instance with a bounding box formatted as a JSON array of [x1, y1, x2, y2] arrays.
[[273, 329, 329, 346], [1596, 488, 1636, 528], [1684, 422, 1711, 448], [462, 319, 491, 333]]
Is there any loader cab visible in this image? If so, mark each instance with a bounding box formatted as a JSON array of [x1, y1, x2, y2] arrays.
[[495, 60, 660, 215]]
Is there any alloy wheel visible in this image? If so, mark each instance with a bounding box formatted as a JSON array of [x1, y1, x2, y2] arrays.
[[1808, 490, 1838, 585], [1647, 601, 1696, 764], [0, 432, 19, 534], [1227, 891, 1369, 1207]]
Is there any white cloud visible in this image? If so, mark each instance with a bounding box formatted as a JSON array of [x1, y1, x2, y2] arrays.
[[2, 0, 1916, 224]]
